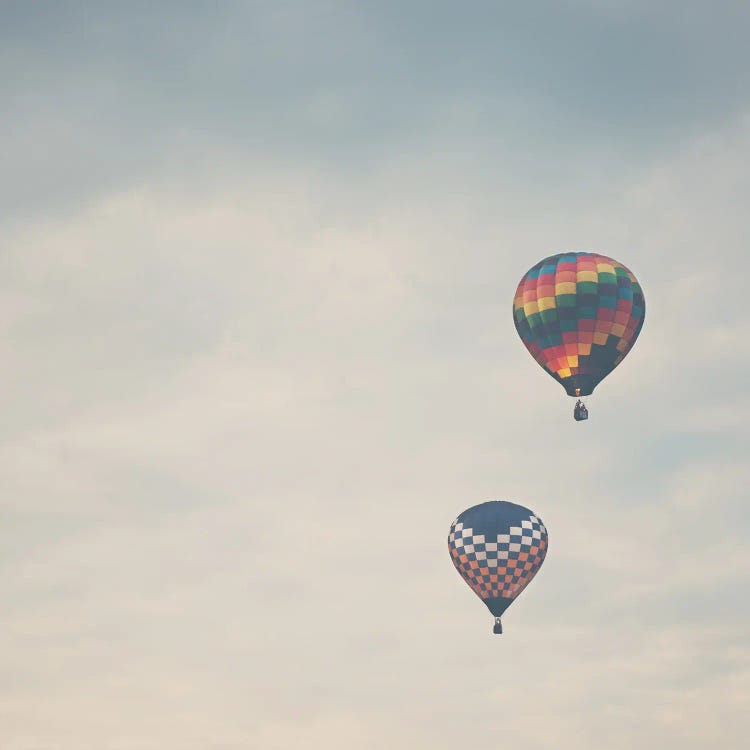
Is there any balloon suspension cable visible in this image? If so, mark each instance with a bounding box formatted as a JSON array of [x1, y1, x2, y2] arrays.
[[493, 617, 503, 635]]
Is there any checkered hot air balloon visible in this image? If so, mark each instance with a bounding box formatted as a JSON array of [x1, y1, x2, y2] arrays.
[[448, 501, 548, 634], [513, 252, 645, 417]]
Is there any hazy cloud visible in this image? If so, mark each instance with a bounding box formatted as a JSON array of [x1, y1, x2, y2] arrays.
[[1, 2, 748, 748]]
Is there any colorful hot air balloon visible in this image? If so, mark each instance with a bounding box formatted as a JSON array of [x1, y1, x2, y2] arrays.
[[513, 252, 645, 418], [448, 501, 548, 634]]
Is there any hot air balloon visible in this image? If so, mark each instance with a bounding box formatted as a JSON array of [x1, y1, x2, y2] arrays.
[[513, 252, 645, 420], [448, 501, 548, 634]]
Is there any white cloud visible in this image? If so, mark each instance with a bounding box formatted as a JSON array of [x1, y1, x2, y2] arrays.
[[1, 8, 749, 747]]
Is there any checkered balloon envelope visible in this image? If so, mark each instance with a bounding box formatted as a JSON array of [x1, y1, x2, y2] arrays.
[[513, 252, 645, 409], [448, 501, 548, 634]]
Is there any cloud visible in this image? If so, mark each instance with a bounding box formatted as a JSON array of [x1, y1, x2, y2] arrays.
[[0, 4, 749, 748]]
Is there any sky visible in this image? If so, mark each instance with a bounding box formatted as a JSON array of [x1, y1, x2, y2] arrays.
[[1, 1, 749, 748]]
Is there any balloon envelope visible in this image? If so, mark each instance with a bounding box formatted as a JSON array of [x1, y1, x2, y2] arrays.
[[448, 501, 548, 630], [513, 252, 645, 397]]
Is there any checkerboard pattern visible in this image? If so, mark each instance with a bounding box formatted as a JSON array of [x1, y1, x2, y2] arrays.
[[513, 252, 645, 396], [448, 514, 548, 601]]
